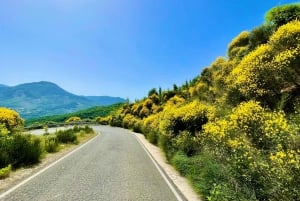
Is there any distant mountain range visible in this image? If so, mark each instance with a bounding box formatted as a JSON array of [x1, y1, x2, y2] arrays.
[[0, 81, 126, 119]]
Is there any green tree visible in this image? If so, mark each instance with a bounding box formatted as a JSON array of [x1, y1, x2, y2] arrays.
[[265, 3, 300, 29], [148, 88, 158, 97], [248, 24, 273, 51]]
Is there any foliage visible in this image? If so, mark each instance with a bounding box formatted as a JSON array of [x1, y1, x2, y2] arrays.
[[0, 105, 95, 180], [107, 4, 300, 201], [227, 20, 300, 110], [0, 164, 12, 179], [43, 135, 59, 153], [0, 107, 24, 132], [0, 134, 42, 168], [202, 101, 298, 200], [55, 128, 78, 144], [265, 3, 300, 29], [160, 100, 215, 137], [0, 123, 9, 136], [65, 116, 81, 123], [248, 24, 273, 51], [26, 103, 123, 128], [228, 31, 250, 60]]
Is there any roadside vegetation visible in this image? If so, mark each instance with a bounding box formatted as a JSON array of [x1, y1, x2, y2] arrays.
[[25, 103, 124, 129], [99, 4, 300, 201], [0, 107, 95, 179]]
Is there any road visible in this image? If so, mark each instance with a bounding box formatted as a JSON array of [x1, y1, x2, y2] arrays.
[[28, 125, 75, 135], [0, 126, 180, 201]]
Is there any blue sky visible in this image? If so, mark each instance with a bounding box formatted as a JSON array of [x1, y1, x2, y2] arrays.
[[0, 0, 298, 100]]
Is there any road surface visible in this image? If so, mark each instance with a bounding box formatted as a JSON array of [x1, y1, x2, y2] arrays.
[[0, 126, 180, 201]]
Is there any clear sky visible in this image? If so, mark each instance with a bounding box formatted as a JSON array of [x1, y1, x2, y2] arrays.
[[0, 0, 298, 100]]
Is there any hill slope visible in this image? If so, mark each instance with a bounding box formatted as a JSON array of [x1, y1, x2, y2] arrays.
[[0, 81, 125, 119], [25, 103, 123, 127]]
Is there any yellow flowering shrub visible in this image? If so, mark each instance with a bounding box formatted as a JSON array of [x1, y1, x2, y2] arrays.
[[142, 112, 161, 132], [160, 100, 216, 137], [228, 31, 250, 59], [122, 114, 141, 130], [95, 115, 112, 125], [203, 100, 298, 200], [268, 148, 300, 200], [227, 20, 300, 109], [65, 116, 81, 123], [204, 101, 292, 150], [164, 95, 185, 108], [0, 107, 24, 132], [270, 20, 300, 49]]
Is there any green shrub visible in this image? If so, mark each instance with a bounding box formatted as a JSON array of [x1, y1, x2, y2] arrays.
[[44, 135, 59, 153], [173, 131, 201, 156], [83, 125, 94, 134], [0, 137, 10, 168], [55, 129, 77, 144], [0, 164, 12, 179], [9, 134, 42, 167], [146, 131, 159, 145], [171, 152, 223, 196]]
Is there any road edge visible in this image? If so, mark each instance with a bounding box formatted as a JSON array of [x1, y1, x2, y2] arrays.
[[133, 132, 201, 201]]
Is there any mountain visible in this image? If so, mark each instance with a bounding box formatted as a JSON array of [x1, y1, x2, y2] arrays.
[[0, 84, 8, 88], [0, 81, 126, 119]]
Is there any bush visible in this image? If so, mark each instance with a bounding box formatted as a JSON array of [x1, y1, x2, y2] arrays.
[[171, 151, 225, 196], [65, 116, 81, 123], [160, 100, 215, 137], [0, 107, 24, 132], [227, 31, 250, 60], [55, 129, 78, 144], [202, 101, 298, 200], [8, 134, 42, 167], [145, 131, 159, 145], [44, 135, 59, 153], [173, 131, 201, 156], [83, 125, 94, 134], [0, 164, 12, 179], [265, 3, 300, 29]]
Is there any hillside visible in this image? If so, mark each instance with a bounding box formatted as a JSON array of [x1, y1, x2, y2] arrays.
[[25, 103, 123, 128], [0, 81, 125, 119], [101, 4, 300, 201]]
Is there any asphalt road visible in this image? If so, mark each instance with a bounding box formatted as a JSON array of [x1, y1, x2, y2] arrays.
[[0, 126, 180, 201], [28, 125, 75, 135]]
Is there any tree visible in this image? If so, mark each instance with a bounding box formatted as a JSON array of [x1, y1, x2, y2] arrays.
[[265, 3, 300, 29], [248, 24, 273, 51], [148, 88, 158, 97]]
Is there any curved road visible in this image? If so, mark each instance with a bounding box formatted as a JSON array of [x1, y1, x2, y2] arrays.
[[0, 126, 180, 201]]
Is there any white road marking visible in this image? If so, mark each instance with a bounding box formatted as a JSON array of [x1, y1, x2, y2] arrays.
[[134, 133, 185, 201]]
